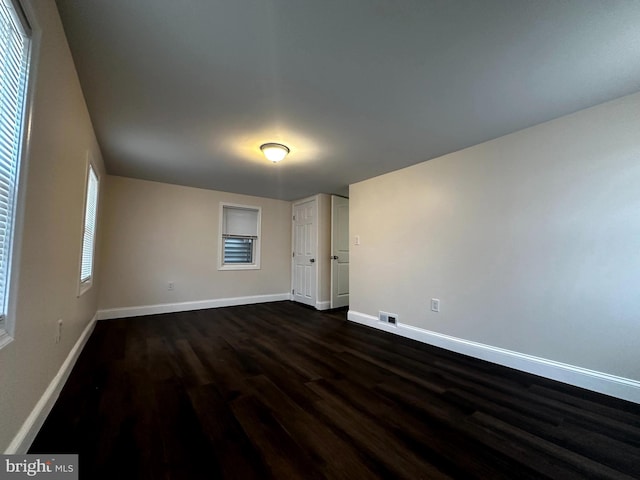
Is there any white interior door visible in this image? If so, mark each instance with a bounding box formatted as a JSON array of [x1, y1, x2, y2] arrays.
[[330, 195, 349, 308], [292, 199, 317, 307]]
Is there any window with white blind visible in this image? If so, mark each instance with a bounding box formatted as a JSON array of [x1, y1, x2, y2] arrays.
[[0, 0, 31, 336], [78, 159, 99, 295], [218, 203, 261, 270]]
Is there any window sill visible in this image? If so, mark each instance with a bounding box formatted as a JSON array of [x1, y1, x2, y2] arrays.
[[78, 279, 93, 297], [218, 264, 261, 271], [0, 329, 14, 350]]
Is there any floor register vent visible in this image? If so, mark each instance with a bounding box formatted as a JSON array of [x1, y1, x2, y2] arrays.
[[379, 311, 398, 326]]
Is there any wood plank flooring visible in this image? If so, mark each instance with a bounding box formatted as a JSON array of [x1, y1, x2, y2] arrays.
[[29, 301, 640, 479]]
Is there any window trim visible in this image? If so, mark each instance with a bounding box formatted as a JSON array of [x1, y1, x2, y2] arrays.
[[218, 202, 261, 271], [0, 0, 38, 349], [77, 152, 100, 297]]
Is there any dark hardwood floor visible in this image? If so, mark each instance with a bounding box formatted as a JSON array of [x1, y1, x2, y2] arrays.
[[30, 301, 640, 479]]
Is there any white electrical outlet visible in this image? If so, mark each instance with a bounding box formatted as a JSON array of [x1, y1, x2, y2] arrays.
[[431, 298, 440, 313], [55, 319, 63, 344], [168, 281, 175, 291], [354, 235, 360, 245]]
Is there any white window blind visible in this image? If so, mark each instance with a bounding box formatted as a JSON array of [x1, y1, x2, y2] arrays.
[[0, 0, 30, 324], [222, 207, 258, 237], [80, 164, 98, 285]]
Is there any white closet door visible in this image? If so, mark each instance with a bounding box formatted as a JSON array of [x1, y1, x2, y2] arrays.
[[292, 199, 317, 307]]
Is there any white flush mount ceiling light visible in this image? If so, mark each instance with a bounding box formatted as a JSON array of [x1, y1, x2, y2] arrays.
[[260, 142, 289, 163]]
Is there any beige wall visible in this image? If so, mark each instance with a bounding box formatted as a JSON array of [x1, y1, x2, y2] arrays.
[[99, 176, 292, 310], [0, 0, 105, 451], [350, 91, 640, 382]]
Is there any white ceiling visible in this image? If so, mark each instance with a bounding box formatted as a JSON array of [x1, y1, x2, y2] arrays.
[[55, 0, 640, 200]]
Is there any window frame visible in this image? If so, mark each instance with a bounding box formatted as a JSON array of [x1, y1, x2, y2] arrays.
[[77, 152, 100, 297], [0, 0, 36, 349], [218, 202, 261, 271]]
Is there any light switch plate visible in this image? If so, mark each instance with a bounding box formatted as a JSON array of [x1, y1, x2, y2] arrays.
[[431, 298, 440, 312]]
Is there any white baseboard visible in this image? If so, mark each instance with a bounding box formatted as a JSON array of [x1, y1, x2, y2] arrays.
[[96, 293, 291, 320], [5, 314, 97, 454], [316, 300, 331, 311], [286, 293, 329, 311], [347, 310, 640, 404]]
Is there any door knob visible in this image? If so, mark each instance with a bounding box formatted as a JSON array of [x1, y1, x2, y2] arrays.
[[331, 255, 338, 260], [310, 258, 315, 263]]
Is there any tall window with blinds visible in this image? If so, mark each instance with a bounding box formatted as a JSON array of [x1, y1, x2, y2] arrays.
[[0, 0, 31, 333], [219, 203, 261, 270], [79, 161, 99, 294]]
